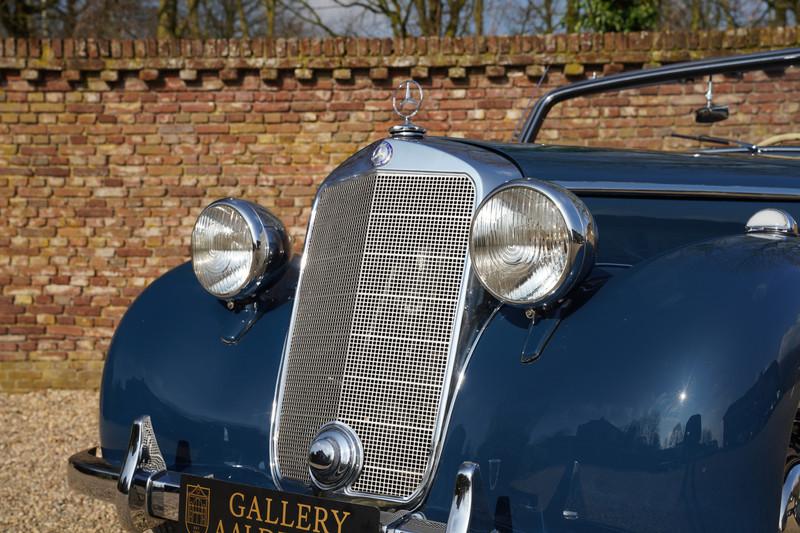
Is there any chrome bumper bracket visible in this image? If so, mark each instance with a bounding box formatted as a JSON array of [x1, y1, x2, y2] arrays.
[[445, 462, 492, 533], [67, 416, 180, 532]]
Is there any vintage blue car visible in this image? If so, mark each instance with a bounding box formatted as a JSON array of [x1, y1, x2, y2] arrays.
[[69, 48, 800, 533]]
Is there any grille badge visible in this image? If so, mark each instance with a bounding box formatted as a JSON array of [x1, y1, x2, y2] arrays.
[[371, 141, 393, 167], [308, 422, 363, 491]]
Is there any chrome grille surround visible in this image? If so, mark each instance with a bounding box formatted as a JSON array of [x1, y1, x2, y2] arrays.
[[273, 170, 476, 504]]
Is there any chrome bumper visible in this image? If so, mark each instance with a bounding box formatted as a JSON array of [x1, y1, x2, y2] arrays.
[[68, 446, 181, 523], [68, 417, 488, 533]]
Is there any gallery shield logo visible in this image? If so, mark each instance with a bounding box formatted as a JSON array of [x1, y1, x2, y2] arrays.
[[185, 483, 211, 533]]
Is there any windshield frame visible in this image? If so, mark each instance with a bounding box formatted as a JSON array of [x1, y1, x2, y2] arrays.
[[517, 47, 800, 145]]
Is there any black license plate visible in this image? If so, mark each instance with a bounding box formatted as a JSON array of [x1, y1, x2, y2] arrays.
[[179, 474, 380, 533]]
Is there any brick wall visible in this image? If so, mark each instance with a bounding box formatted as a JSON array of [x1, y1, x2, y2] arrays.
[[2, 27, 800, 391]]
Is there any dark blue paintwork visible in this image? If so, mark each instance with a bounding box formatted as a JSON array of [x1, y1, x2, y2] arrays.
[[463, 143, 800, 194], [99, 260, 298, 487], [98, 140, 800, 532], [426, 234, 800, 532], [582, 196, 800, 266]]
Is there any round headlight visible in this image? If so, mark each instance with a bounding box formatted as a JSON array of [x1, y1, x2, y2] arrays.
[[191, 198, 290, 300], [470, 179, 596, 307]]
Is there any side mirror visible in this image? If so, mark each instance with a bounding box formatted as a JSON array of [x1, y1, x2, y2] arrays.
[[695, 105, 729, 123]]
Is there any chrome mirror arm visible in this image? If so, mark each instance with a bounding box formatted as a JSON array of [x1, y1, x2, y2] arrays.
[[704, 76, 714, 108]]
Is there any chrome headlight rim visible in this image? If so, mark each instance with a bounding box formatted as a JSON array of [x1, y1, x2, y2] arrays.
[[469, 178, 597, 308], [191, 198, 290, 301]]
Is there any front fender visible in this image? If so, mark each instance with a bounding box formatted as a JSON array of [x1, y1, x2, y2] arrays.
[[99, 260, 298, 486], [426, 234, 800, 533]]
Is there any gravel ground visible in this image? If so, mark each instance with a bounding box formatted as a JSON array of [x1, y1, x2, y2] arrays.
[[0, 390, 123, 533]]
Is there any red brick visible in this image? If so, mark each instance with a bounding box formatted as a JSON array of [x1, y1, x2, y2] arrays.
[[0, 32, 796, 390], [117, 248, 152, 257], [47, 325, 83, 336]]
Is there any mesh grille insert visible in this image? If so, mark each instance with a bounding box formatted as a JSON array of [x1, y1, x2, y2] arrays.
[[276, 171, 475, 500]]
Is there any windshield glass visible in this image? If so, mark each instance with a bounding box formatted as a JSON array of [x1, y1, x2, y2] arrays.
[[537, 65, 800, 153]]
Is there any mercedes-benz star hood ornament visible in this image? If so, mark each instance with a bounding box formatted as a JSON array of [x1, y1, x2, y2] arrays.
[[389, 79, 426, 139]]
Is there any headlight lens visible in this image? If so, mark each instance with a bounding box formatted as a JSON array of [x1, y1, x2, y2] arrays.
[[192, 199, 290, 300], [470, 180, 596, 307]]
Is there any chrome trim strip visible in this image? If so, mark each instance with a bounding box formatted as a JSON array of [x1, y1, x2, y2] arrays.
[[555, 180, 800, 200]]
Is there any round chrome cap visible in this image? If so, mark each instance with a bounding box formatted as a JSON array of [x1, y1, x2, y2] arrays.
[[746, 208, 799, 236], [308, 422, 363, 491]]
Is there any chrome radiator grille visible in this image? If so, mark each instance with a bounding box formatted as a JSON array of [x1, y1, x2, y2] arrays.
[[276, 171, 476, 500]]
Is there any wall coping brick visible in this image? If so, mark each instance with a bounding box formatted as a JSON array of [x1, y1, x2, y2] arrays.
[[0, 27, 796, 81]]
